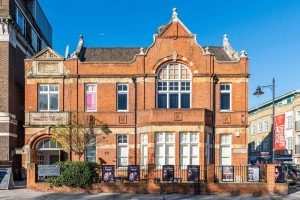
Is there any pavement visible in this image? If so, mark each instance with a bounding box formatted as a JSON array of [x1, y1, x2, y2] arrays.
[[1, 189, 300, 200]]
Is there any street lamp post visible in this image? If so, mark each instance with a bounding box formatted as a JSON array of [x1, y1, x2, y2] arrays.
[[253, 78, 275, 163]]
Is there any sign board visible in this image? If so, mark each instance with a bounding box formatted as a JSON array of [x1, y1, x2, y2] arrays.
[[187, 165, 200, 182], [248, 166, 260, 182], [275, 166, 285, 183], [38, 165, 60, 177], [222, 166, 234, 182], [0, 168, 14, 190], [162, 165, 174, 182], [127, 165, 140, 182], [102, 165, 115, 182], [274, 114, 286, 150]]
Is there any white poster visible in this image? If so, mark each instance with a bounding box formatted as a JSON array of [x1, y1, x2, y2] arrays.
[[248, 166, 260, 182]]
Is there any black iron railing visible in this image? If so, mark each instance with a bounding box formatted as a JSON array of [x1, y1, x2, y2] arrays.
[[214, 165, 267, 183]]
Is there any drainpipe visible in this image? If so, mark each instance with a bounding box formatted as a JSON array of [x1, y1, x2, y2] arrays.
[[132, 77, 137, 165], [212, 74, 218, 165]]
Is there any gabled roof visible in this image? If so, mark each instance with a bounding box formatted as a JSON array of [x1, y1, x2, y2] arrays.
[[32, 47, 64, 61], [82, 47, 142, 63], [204, 46, 232, 61]]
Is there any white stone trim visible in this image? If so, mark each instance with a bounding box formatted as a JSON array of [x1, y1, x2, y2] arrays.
[[0, 133, 18, 138]]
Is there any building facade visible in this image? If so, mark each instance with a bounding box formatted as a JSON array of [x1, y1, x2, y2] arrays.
[[248, 90, 300, 164], [23, 9, 248, 172], [0, 0, 52, 178]]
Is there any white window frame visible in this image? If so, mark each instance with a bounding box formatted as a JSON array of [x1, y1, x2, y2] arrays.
[[220, 83, 232, 112], [117, 134, 128, 167], [117, 83, 129, 112], [180, 132, 199, 167], [140, 133, 148, 167], [251, 124, 257, 135], [263, 121, 269, 132], [220, 134, 232, 166], [155, 132, 175, 168], [258, 122, 263, 133], [156, 63, 192, 109], [38, 84, 59, 112], [286, 115, 293, 129], [85, 84, 97, 112]]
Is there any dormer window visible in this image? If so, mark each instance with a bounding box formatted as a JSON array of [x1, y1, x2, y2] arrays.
[[157, 63, 191, 108]]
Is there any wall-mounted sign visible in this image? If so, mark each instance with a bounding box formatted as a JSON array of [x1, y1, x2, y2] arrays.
[[0, 168, 14, 190], [102, 165, 114, 182], [222, 166, 234, 182], [37, 165, 60, 177], [162, 165, 174, 182], [127, 165, 140, 182], [248, 166, 260, 182], [187, 165, 200, 182]]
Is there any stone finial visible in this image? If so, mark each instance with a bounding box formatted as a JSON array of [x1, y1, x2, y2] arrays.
[[204, 47, 211, 55], [240, 50, 248, 58], [172, 8, 178, 21], [139, 47, 145, 55], [223, 34, 229, 46]]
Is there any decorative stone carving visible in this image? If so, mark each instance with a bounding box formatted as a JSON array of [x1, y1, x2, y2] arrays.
[[223, 34, 239, 60], [174, 112, 182, 121], [25, 112, 70, 126], [240, 50, 248, 58], [172, 51, 178, 61], [119, 115, 127, 124]]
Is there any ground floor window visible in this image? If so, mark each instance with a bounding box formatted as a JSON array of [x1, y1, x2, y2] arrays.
[[140, 133, 148, 167], [85, 137, 96, 162], [117, 134, 128, 167], [220, 134, 232, 165], [180, 132, 199, 166], [155, 132, 175, 167]]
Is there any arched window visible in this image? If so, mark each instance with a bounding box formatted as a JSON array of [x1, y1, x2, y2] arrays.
[[36, 138, 62, 150], [157, 63, 191, 108]]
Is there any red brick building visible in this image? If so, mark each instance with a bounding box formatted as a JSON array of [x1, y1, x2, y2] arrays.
[[23, 9, 248, 172]]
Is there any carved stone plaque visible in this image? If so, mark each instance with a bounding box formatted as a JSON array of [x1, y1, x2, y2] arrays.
[[223, 115, 231, 124], [174, 112, 182, 121], [119, 115, 127, 124], [38, 63, 59, 74]]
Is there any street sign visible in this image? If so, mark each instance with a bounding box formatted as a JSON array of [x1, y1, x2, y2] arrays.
[[37, 165, 60, 177], [0, 167, 14, 190]]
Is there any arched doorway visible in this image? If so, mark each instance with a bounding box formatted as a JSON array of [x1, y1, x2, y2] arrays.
[[36, 138, 64, 165]]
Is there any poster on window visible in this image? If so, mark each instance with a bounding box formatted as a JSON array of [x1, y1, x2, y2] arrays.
[[248, 166, 260, 182], [187, 165, 200, 182], [275, 166, 285, 183], [102, 165, 114, 182], [127, 165, 140, 182], [162, 165, 174, 182], [274, 114, 286, 150], [222, 166, 234, 182]]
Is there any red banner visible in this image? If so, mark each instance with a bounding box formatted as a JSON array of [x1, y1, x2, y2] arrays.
[[274, 114, 286, 150]]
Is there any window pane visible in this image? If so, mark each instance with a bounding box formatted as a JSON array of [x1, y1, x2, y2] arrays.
[[50, 94, 58, 110], [119, 146, 128, 157], [169, 94, 179, 108], [191, 145, 198, 156], [118, 93, 127, 110], [39, 94, 48, 111], [166, 145, 174, 156], [156, 145, 164, 156], [221, 93, 230, 110], [86, 93, 96, 111], [181, 145, 189, 156], [191, 157, 199, 165], [180, 133, 189, 143], [181, 93, 190, 108], [158, 94, 167, 108]]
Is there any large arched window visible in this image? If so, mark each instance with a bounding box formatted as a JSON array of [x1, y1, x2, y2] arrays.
[[157, 63, 191, 108]]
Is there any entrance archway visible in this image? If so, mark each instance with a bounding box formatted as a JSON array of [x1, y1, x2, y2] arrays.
[[36, 138, 64, 165]]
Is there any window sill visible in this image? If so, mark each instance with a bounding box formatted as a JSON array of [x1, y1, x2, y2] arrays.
[[117, 110, 129, 112], [220, 110, 232, 113], [85, 110, 97, 113]]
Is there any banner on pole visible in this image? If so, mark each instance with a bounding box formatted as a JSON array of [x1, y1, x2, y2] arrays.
[[274, 114, 286, 150]]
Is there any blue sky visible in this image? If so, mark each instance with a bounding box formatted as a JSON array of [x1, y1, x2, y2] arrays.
[[39, 0, 300, 108]]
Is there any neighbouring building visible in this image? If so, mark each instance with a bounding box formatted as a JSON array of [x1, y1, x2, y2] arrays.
[[0, 0, 52, 178], [23, 8, 248, 177], [248, 90, 300, 164]]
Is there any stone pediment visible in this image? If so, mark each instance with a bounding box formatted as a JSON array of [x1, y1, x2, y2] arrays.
[[33, 47, 64, 61]]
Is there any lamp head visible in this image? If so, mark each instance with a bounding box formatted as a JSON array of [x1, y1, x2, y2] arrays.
[[253, 86, 264, 97]]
